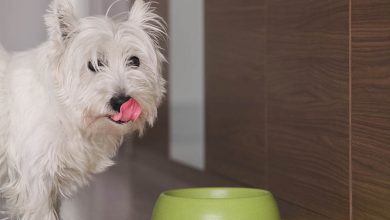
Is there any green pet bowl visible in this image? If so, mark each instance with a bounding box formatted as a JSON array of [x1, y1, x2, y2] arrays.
[[151, 187, 281, 220]]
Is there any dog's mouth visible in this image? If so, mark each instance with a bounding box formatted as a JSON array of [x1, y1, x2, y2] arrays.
[[108, 98, 142, 125], [107, 116, 129, 125]]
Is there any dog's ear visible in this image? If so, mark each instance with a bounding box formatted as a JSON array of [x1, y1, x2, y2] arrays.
[[128, 0, 149, 24], [45, 0, 78, 43], [128, 0, 167, 42]]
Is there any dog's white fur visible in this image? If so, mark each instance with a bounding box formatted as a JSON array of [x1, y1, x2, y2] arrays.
[[0, 0, 166, 219]]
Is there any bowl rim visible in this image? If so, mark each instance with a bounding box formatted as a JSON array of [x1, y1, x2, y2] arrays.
[[161, 187, 272, 200]]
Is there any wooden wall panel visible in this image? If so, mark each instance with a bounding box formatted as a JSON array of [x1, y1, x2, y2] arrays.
[[133, 0, 169, 155], [266, 0, 350, 219], [352, 0, 390, 219], [205, 0, 266, 187]]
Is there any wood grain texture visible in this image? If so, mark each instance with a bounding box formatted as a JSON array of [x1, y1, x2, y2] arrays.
[[277, 199, 333, 220], [133, 0, 169, 155], [205, 0, 266, 187], [352, 0, 390, 219], [266, 0, 350, 219]]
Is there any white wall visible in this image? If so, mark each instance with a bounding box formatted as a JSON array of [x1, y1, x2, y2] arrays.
[[0, 0, 51, 51], [89, 0, 105, 15], [0, 0, 91, 51], [169, 0, 205, 170], [89, 0, 129, 16]]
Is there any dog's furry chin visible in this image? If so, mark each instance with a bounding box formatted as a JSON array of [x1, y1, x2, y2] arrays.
[[0, 0, 166, 219]]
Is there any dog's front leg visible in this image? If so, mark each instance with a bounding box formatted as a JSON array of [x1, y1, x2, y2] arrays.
[[4, 172, 60, 220]]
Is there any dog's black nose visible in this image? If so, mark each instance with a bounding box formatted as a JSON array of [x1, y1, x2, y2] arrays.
[[110, 95, 131, 112]]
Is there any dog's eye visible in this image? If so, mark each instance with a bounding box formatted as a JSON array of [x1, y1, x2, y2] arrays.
[[126, 56, 140, 68], [88, 60, 104, 73]]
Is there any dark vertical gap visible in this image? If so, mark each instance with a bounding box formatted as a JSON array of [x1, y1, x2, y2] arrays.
[[349, 0, 353, 219], [165, 0, 171, 158], [264, 0, 269, 189], [203, 0, 207, 171]]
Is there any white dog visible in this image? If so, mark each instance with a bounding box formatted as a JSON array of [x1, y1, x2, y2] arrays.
[[0, 0, 166, 219]]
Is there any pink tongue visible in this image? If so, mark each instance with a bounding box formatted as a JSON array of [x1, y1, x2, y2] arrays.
[[110, 99, 142, 122]]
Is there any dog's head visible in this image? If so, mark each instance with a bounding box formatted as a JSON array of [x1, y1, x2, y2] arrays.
[[45, 0, 166, 136]]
